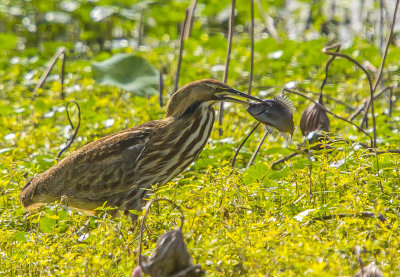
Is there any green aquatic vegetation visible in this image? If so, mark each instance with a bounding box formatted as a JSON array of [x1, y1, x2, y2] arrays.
[[1, 0, 400, 276]]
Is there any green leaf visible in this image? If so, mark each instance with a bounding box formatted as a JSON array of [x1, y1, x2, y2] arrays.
[[0, 33, 17, 50], [242, 163, 269, 185], [92, 53, 159, 97], [39, 217, 57, 233], [267, 166, 291, 180], [13, 231, 28, 243]]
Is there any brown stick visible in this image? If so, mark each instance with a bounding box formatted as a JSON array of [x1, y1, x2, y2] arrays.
[[248, 0, 254, 95], [389, 86, 393, 117], [138, 198, 185, 268], [33, 47, 66, 99], [60, 50, 66, 100], [219, 0, 236, 136], [298, 87, 355, 110], [320, 46, 376, 147], [246, 129, 268, 168], [271, 152, 300, 169], [354, 245, 365, 275], [308, 211, 386, 224], [271, 138, 400, 168], [321, 45, 374, 96], [57, 100, 81, 161], [320, 43, 341, 94], [159, 71, 164, 107], [174, 9, 189, 92], [376, 149, 400, 154], [183, 0, 197, 39], [231, 122, 260, 168], [255, 0, 281, 42], [350, 85, 393, 121], [284, 88, 373, 147], [136, 6, 144, 48], [360, 0, 399, 133]]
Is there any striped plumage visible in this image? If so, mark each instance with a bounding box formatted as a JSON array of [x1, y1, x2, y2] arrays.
[[20, 79, 264, 217]]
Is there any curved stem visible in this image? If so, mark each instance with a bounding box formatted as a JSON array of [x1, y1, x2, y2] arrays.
[[138, 198, 185, 267], [33, 47, 66, 99], [56, 100, 81, 161], [284, 88, 373, 147], [246, 129, 268, 168], [248, 0, 254, 95], [361, 0, 400, 132], [350, 85, 393, 121], [322, 45, 374, 95], [231, 122, 260, 168], [174, 9, 189, 92], [219, 0, 236, 136], [322, 45, 376, 147], [320, 43, 341, 95]]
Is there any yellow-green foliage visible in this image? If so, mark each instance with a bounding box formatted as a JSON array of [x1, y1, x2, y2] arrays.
[[1, 1, 400, 276]]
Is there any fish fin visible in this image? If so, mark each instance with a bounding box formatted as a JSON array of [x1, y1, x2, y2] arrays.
[[274, 94, 296, 114], [280, 131, 292, 144], [266, 126, 274, 134]]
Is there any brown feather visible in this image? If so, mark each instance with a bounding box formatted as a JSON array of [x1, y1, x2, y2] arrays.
[[20, 82, 217, 215], [20, 121, 158, 210], [20, 79, 264, 217]]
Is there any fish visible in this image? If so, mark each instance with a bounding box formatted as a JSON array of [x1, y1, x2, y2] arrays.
[[247, 95, 295, 140]]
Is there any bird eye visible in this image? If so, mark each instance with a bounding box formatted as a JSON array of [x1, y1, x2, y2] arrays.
[[213, 86, 222, 93]]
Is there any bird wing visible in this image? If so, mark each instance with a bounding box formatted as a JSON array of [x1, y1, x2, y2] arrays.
[[20, 121, 159, 208]]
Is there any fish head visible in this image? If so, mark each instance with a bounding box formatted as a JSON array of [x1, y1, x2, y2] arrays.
[[247, 95, 295, 138]]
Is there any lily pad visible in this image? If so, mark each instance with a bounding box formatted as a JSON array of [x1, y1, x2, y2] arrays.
[[92, 53, 159, 97]]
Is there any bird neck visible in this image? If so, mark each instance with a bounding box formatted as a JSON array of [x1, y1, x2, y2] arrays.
[[167, 101, 215, 120], [162, 101, 215, 136], [136, 101, 215, 190]]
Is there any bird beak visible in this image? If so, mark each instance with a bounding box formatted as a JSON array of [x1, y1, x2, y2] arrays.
[[216, 88, 264, 104]]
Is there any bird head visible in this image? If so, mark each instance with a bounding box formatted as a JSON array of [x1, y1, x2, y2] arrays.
[[166, 79, 264, 117]]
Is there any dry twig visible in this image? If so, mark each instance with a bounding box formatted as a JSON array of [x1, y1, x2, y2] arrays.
[[159, 71, 164, 107], [321, 44, 376, 147], [138, 198, 185, 267], [297, 87, 355, 110], [255, 0, 281, 42], [320, 44, 341, 94], [183, 0, 197, 39], [306, 211, 387, 226], [231, 122, 260, 168], [284, 88, 373, 147], [248, 0, 254, 95], [174, 9, 189, 92], [246, 129, 268, 168], [360, 0, 399, 132], [219, 0, 236, 136], [350, 85, 394, 120], [33, 47, 67, 99], [56, 100, 81, 161], [136, 6, 144, 48]]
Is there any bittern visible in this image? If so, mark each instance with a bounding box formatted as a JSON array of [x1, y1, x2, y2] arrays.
[[20, 79, 293, 217]]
